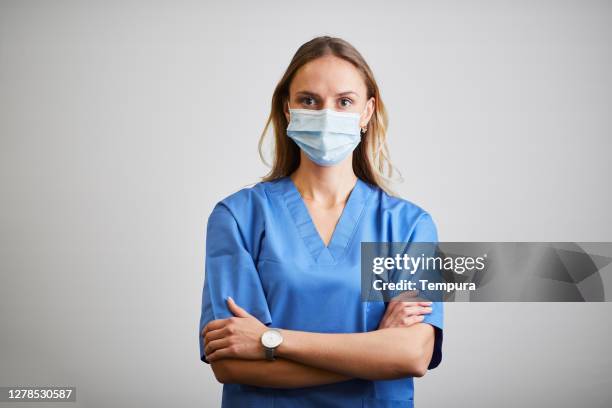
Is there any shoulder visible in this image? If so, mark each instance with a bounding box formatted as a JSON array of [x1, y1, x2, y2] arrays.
[[371, 183, 435, 224], [205, 179, 283, 251], [216, 180, 273, 210], [207, 178, 282, 222], [366, 181, 438, 241]]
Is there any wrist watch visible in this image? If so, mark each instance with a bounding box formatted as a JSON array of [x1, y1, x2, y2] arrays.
[[261, 329, 283, 361]]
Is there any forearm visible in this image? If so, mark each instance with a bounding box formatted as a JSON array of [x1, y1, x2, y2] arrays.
[[276, 325, 434, 380], [211, 358, 352, 388]]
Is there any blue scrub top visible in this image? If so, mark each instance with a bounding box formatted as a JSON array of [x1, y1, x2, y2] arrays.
[[199, 176, 444, 408]]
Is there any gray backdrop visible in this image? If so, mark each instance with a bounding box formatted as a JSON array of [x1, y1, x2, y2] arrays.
[[1, 0, 611, 407]]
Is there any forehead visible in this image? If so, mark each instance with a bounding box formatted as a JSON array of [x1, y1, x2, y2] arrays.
[[289, 54, 367, 96]]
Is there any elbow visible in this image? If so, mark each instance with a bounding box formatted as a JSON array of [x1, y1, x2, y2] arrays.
[[409, 361, 429, 378], [389, 346, 430, 379], [210, 360, 234, 384], [378, 326, 435, 379], [389, 359, 428, 379]]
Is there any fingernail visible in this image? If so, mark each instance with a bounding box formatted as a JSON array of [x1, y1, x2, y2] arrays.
[[426, 307, 432, 312], [227, 296, 233, 302], [419, 315, 425, 320]]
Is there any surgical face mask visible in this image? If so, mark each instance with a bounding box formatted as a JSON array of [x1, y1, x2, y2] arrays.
[[286, 103, 365, 167]]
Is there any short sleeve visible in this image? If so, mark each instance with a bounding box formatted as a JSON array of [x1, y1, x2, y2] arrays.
[[410, 212, 444, 370], [198, 203, 273, 363]]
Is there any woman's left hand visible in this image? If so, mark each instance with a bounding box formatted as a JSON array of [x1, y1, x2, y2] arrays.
[[202, 297, 268, 362], [378, 291, 433, 329]]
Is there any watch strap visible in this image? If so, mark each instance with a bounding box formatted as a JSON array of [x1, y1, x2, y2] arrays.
[[264, 346, 276, 361]]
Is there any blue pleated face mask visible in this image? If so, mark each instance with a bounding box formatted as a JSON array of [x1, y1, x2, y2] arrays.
[[286, 103, 366, 167]]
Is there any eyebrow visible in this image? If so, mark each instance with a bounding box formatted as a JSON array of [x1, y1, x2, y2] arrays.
[[295, 90, 359, 98]]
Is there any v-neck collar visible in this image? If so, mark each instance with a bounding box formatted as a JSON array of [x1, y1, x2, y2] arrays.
[[273, 176, 373, 265]]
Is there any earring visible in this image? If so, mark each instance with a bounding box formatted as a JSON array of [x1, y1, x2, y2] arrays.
[[360, 126, 368, 135]]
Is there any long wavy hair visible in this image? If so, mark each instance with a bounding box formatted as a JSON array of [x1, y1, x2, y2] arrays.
[[258, 36, 402, 195]]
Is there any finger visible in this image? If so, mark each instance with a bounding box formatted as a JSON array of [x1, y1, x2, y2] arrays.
[[227, 296, 251, 318], [403, 305, 433, 314], [400, 314, 425, 327], [381, 300, 431, 328], [383, 301, 416, 321], [202, 318, 230, 336], [389, 301, 420, 308], [206, 346, 235, 362], [386, 298, 420, 311], [388, 307, 429, 327], [204, 337, 231, 356], [402, 305, 433, 315], [388, 297, 431, 309], [204, 327, 229, 344], [404, 302, 433, 309]]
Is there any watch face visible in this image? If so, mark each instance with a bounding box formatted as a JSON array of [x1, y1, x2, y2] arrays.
[[262, 330, 283, 348]]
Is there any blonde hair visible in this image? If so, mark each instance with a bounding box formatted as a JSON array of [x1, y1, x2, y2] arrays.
[[258, 36, 402, 195]]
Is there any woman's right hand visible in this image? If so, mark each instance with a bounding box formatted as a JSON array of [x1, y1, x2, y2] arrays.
[[377, 291, 433, 329]]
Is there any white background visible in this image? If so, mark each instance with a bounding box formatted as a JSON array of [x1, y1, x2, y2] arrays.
[[1, 1, 611, 406]]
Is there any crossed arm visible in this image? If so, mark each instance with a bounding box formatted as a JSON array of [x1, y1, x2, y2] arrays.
[[202, 296, 436, 388]]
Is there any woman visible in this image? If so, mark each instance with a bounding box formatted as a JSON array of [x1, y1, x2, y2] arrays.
[[199, 36, 443, 408]]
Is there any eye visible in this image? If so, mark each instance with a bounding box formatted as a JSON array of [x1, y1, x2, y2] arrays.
[[339, 98, 353, 108], [299, 96, 317, 107]]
